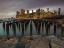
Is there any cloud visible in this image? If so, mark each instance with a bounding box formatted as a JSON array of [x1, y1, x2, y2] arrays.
[[0, 0, 64, 18]]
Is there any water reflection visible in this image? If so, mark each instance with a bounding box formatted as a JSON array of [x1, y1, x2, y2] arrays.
[[53, 23, 56, 35], [12, 23, 16, 37], [3, 22, 5, 31], [44, 22, 48, 36], [30, 20, 32, 36], [22, 23, 24, 37], [61, 27, 64, 37], [6, 23, 9, 38], [18, 23, 20, 31], [25, 21, 29, 31], [37, 23, 41, 35], [16, 22, 18, 28], [42, 22, 44, 31], [33, 20, 37, 30]]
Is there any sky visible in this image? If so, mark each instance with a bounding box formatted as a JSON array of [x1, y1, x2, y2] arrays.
[[0, 0, 64, 18]]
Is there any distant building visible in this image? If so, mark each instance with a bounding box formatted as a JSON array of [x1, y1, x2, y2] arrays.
[[16, 8, 61, 19], [58, 8, 61, 16], [47, 8, 49, 12]]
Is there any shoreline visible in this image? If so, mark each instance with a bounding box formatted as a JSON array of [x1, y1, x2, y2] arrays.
[[0, 35, 64, 48]]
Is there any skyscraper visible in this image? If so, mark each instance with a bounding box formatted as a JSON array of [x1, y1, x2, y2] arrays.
[[47, 8, 49, 12], [58, 8, 61, 16], [27, 10, 29, 14]]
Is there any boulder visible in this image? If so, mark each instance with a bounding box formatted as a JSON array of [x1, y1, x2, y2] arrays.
[[0, 42, 24, 48], [0, 37, 8, 42], [0, 35, 64, 48], [20, 35, 49, 48], [20, 36, 32, 45], [0, 42, 15, 48], [20, 35, 42, 45], [7, 37, 19, 42], [45, 35, 64, 48], [25, 37, 49, 48], [15, 42, 25, 48]]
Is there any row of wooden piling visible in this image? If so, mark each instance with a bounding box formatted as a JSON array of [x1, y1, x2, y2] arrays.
[[2, 19, 64, 37]]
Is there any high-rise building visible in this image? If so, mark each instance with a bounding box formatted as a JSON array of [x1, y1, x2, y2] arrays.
[[58, 8, 61, 16], [38, 8, 40, 15], [27, 10, 29, 14], [32, 10, 33, 13], [16, 11, 20, 18], [47, 8, 49, 12], [41, 9, 43, 13], [54, 10, 57, 16], [21, 9, 25, 14], [16, 8, 61, 19], [32, 10, 33, 16], [43, 10, 45, 12], [16, 11, 20, 16]]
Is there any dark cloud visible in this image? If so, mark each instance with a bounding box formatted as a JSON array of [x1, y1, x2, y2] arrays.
[[0, 0, 64, 18]]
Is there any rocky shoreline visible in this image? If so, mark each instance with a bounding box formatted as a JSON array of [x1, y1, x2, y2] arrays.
[[0, 35, 64, 48]]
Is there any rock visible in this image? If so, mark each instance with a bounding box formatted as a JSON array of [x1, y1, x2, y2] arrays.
[[0, 35, 64, 48], [15, 42, 25, 48], [0, 42, 15, 48], [32, 35, 42, 39], [45, 35, 64, 48], [20, 35, 49, 48], [0, 37, 8, 42], [20, 35, 42, 45], [0, 42, 24, 48], [26, 37, 49, 48], [8, 37, 19, 42], [61, 38, 64, 41], [20, 36, 32, 45]]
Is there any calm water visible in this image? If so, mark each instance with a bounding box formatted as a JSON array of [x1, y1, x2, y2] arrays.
[[0, 20, 64, 39]]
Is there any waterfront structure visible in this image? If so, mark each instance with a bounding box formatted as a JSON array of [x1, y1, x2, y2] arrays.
[[16, 8, 61, 19], [58, 8, 61, 16]]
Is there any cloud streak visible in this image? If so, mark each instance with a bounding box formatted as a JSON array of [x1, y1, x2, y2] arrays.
[[0, 0, 64, 18]]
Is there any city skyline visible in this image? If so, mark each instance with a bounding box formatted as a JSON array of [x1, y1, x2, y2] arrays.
[[16, 8, 61, 19], [0, 0, 64, 18]]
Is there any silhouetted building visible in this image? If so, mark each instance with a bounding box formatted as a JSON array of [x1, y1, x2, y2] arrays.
[[47, 8, 49, 12], [27, 10, 29, 14], [21, 9, 25, 14], [58, 8, 61, 16], [32, 10, 33, 13], [54, 10, 57, 16], [16, 8, 61, 19], [16, 11, 20, 18]]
